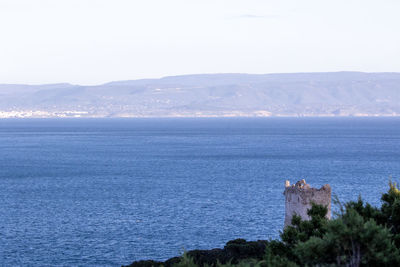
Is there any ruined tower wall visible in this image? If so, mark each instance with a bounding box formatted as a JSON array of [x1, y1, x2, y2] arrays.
[[284, 180, 331, 227]]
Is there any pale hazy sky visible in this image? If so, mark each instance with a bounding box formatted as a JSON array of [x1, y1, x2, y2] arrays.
[[1, 0, 399, 85]]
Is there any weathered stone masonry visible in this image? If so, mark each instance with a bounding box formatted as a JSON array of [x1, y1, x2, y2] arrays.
[[283, 179, 331, 227]]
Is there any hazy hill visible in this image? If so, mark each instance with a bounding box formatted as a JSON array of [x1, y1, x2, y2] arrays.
[[1, 72, 399, 117]]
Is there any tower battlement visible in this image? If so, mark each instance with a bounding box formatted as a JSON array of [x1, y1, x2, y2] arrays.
[[283, 179, 331, 227]]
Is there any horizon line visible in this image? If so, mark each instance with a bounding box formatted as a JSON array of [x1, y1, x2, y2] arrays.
[[1, 71, 400, 87]]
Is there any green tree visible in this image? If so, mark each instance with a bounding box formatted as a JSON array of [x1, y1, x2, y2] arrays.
[[279, 203, 329, 263], [295, 208, 400, 266], [128, 182, 400, 267], [380, 181, 400, 246]]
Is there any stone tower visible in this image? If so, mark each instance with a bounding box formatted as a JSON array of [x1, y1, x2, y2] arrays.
[[283, 179, 331, 227]]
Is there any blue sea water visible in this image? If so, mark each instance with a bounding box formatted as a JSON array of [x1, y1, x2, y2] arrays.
[[0, 118, 399, 266]]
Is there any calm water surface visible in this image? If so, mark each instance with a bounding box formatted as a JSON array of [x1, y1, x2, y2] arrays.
[[0, 118, 399, 266]]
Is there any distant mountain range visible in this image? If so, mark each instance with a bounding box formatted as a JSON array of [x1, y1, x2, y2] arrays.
[[1, 72, 400, 118]]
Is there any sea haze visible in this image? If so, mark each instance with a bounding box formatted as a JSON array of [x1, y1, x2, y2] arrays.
[[1, 72, 400, 118], [1, 118, 399, 266]]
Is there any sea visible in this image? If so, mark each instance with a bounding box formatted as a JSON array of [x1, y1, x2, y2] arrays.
[[0, 118, 399, 266]]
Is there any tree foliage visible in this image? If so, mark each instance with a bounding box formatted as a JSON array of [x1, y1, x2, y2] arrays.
[[126, 181, 400, 267]]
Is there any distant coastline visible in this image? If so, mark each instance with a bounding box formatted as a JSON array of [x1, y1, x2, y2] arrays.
[[1, 112, 400, 119], [1, 72, 400, 118]]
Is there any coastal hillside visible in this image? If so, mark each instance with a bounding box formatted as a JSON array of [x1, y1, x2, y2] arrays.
[[1, 72, 400, 118]]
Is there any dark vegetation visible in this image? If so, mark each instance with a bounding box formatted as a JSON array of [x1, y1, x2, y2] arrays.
[[124, 182, 400, 267]]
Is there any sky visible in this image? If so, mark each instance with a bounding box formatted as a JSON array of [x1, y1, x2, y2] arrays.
[[0, 0, 399, 85]]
